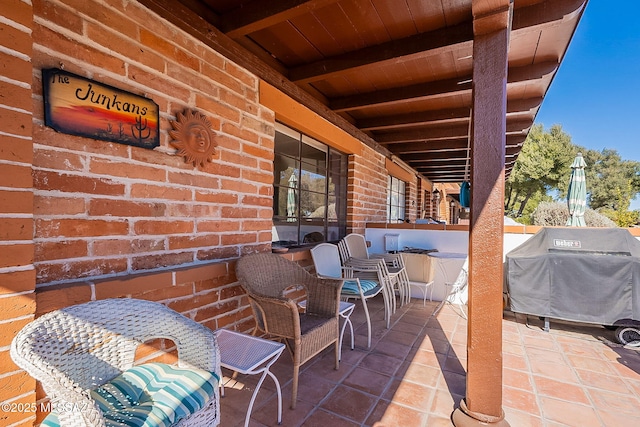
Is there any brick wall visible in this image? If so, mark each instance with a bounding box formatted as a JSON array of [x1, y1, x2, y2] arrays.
[[347, 150, 388, 233], [31, 0, 274, 291], [0, 0, 400, 424], [1, 1, 37, 425]]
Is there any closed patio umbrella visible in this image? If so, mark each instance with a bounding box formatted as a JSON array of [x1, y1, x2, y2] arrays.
[[566, 152, 587, 227], [287, 172, 297, 221]]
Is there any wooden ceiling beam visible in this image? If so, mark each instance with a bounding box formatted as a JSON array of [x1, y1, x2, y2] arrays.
[[289, 23, 474, 84], [287, 3, 565, 86], [138, 0, 391, 158], [359, 108, 470, 131], [331, 61, 556, 112], [374, 119, 531, 144], [512, 0, 587, 31], [359, 96, 542, 131], [220, 0, 340, 38]]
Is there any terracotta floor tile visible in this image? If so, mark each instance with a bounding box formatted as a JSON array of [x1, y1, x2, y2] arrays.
[[320, 385, 378, 423], [576, 368, 632, 394], [301, 409, 360, 427], [587, 387, 639, 415], [219, 299, 640, 427], [597, 409, 640, 427], [539, 396, 602, 427], [367, 400, 428, 427], [567, 353, 618, 375], [502, 386, 540, 414], [532, 375, 590, 405], [503, 367, 533, 391], [342, 366, 393, 396]]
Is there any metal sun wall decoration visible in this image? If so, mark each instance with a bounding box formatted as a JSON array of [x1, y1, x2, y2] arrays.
[[169, 109, 217, 167]]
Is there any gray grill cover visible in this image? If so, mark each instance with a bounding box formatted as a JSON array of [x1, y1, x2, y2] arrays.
[[505, 227, 640, 325]]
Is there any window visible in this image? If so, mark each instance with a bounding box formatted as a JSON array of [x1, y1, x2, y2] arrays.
[[272, 123, 348, 247], [387, 175, 406, 223]]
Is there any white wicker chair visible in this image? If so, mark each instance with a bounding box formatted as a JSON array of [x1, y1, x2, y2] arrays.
[[10, 298, 221, 427]]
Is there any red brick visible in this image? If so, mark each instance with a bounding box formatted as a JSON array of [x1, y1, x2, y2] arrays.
[[136, 282, 195, 302], [35, 240, 88, 261], [242, 219, 273, 232], [34, 195, 85, 215], [32, 25, 126, 75], [0, 80, 32, 112], [134, 220, 193, 235], [0, 316, 31, 347], [0, 218, 32, 241], [194, 94, 240, 124], [220, 89, 258, 117], [92, 238, 165, 256], [36, 257, 128, 284], [166, 290, 220, 315], [221, 206, 259, 219], [242, 195, 272, 207], [224, 61, 257, 87], [194, 191, 237, 204], [167, 171, 220, 189], [0, 134, 33, 164], [131, 183, 192, 201], [90, 158, 166, 181], [131, 252, 194, 272], [2, 0, 33, 29], [168, 234, 220, 250], [197, 246, 241, 261], [174, 262, 229, 285], [193, 300, 238, 322], [0, 191, 33, 214], [198, 62, 245, 95], [241, 142, 272, 161], [36, 218, 128, 238], [220, 233, 258, 246], [0, 269, 36, 295], [0, 164, 32, 188], [219, 178, 258, 194], [84, 22, 164, 72], [34, 0, 82, 35], [35, 282, 92, 315], [194, 220, 240, 233], [0, 243, 33, 268], [221, 122, 260, 144], [33, 170, 125, 196], [220, 149, 256, 169], [89, 199, 167, 217], [0, 294, 36, 319], [93, 271, 173, 299], [33, 148, 84, 171], [0, 22, 32, 55]]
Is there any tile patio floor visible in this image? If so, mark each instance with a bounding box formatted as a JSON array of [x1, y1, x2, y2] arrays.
[[219, 296, 640, 426]]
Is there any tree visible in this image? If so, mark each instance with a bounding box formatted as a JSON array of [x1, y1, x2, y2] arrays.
[[505, 124, 574, 218], [579, 148, 640, 211]]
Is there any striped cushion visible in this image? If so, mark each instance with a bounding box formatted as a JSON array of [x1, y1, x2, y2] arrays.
[[341, 279, 378, 295], [41, 363, 219, 427]]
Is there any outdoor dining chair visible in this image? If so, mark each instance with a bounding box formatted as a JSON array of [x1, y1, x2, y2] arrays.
[[235, 253, 342, 409], [11, 298, 221, 427], [339, 233, 412, 308], [311, 243, 387, 349]]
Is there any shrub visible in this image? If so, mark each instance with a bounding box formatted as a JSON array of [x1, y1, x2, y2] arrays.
[[531, 201, 616, 227]]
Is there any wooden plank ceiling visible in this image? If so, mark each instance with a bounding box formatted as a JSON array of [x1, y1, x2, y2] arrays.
[[141, 0, 587, 183]]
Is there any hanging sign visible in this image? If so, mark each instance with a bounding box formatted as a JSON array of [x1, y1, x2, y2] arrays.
[[42, 68, 159, 149]]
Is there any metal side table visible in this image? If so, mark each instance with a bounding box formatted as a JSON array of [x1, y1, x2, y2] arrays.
[[215, 329, 286, 427]]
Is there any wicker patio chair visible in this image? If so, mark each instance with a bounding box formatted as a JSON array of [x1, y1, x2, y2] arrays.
[[235, 253, 342, 409], [11, 298, 221, 427]]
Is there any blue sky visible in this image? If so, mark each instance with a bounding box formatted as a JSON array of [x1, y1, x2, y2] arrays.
[[534, 0, 640, 209]]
